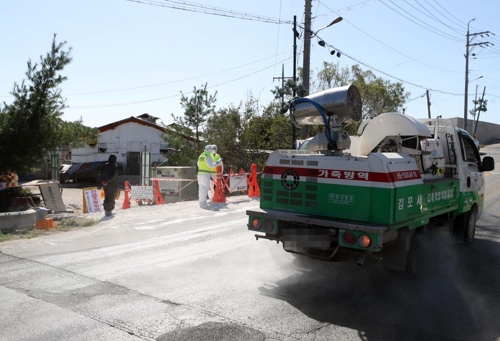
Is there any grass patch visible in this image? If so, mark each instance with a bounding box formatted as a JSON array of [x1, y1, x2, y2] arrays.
[[0, 217, 98, 242], [0, 230, 13, 242], [55, 217, 98, 230], [0, 227, 46, 241]]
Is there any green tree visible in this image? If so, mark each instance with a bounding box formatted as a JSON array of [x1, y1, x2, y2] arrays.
[[162, 83, 217, 166], [239, 97, 295, 170], [0, 35, 98, 176], [350, 65, 409, 120], [205, 104, 246, 171], [314, 61, 350, 91], [161, 124, 197, 166], [271, 79, 307, 105]]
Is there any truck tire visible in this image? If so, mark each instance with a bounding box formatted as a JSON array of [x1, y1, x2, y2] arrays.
[[463, 208, 477, 245], [454, 207, 477, 245]]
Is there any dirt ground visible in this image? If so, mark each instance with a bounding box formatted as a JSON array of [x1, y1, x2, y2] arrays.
[[24, 184, 141, 222]]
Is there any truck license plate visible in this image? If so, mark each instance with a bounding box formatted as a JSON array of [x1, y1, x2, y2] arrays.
[[283, 228, 331, 251]]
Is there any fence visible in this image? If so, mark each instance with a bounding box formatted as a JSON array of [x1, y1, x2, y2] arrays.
[[82, 163, 262, 213]]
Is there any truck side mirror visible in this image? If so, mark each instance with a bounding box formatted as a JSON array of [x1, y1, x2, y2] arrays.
[[482, 156, 495, 172]]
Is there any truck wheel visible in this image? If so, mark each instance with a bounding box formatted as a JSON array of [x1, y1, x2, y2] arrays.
[[463, 208, 477, 245]]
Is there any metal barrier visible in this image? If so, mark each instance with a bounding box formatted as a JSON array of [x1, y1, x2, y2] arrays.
[[115, 163, 263, 211]]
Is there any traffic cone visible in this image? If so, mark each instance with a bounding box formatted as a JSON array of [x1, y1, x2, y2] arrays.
[[212, 165, 226, 203], [153, 180, 165, 205], [248, 163, 260, 198], [122, 181, 131, 209]]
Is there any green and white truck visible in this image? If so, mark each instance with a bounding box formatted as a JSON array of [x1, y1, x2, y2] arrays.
[[246, 85, 495, 272]]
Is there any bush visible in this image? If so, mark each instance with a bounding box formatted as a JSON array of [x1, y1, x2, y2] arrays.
[[0, 187, 33, 213]]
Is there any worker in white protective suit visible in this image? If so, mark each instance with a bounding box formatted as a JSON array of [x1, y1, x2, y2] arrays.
[[210, 145, 223, 202], [197, 145, 221, 207]]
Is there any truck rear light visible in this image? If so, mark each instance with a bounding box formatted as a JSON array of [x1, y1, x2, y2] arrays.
[[343, 232, 356, 245], [263, 220, 274, 232], [251, 218, 262, 230], [357, 235, 371, 248]]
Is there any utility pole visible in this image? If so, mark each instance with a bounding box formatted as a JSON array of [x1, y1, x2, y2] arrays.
[[301, 0, 312, 139], [273, 64, 292, 107], [426, 90, 431, 119], [474, 86, 486, 136], [473, 84, 478, 121], [464, 18, 492, 131], [293, 15, 298, 149]]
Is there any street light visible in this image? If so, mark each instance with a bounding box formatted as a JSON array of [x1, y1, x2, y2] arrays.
[[463, 18, 475, 131], [303, 15, 343, 96], [302, 14, 343, 139], [469, 75, 483, 83], [311, 17, 343, 38]]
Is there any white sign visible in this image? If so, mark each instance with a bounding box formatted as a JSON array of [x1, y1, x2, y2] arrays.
[[131, 185, 154, 200], [39, 182, 67, 212], [83, 189, 102, 213], [229, 175, 247, 192]]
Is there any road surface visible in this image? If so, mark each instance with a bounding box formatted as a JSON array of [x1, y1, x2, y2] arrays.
[[1, 146, 500, 341]]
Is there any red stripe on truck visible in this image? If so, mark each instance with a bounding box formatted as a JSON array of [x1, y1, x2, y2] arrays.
[[263, 166, 421, 183]]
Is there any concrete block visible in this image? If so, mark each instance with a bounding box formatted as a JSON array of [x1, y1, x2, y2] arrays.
[[0, 209, 36, 233]]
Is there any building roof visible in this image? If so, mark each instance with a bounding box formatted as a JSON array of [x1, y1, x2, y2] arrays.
[[97, 116, 198, 144], [98, 116, 166, 133]]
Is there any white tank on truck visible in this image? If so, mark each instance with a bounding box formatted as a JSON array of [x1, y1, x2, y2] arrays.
[[247, 85, 495, 273]]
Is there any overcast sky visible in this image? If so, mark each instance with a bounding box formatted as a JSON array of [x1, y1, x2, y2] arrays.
[[2, 0, 499, 132]]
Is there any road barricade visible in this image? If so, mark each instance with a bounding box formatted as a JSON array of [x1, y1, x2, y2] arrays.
[[219, 163, 260, 199], [148, 176, 198, 204], [115, 162, 262, 212]]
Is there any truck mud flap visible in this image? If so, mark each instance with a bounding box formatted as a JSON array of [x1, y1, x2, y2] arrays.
[[380, 227, 414, 271]]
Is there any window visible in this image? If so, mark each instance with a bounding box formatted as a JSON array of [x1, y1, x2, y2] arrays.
[[460, 135, 478, 163], [98, 143, 107, 153]]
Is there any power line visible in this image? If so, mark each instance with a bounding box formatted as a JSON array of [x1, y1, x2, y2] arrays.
[[409, 0, 462, 34], [2, 51, 292, 99], [405, 93, 426, 103], [126, 0, 292, 25], [272, 0, 284, 77], [315, 0, 379, 18], [380, 0, 462, 42], [66, 51, 291, 97], [319, 40, 463, 96], [316, 2, 461, 73], [70, 57, 291, 109], [430, 0, 466, 28]]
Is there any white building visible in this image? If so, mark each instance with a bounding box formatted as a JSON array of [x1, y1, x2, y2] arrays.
[[67, 114, 172, 181]]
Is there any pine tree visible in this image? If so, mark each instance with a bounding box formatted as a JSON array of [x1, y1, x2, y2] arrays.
[[162, 83, 217, 166], [0, 35, 98, 176]]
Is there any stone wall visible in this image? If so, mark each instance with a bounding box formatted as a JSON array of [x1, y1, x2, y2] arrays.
[[448, 117, 500, 145]]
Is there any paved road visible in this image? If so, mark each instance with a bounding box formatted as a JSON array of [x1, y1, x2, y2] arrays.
[[1, 147, 500, 341]]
